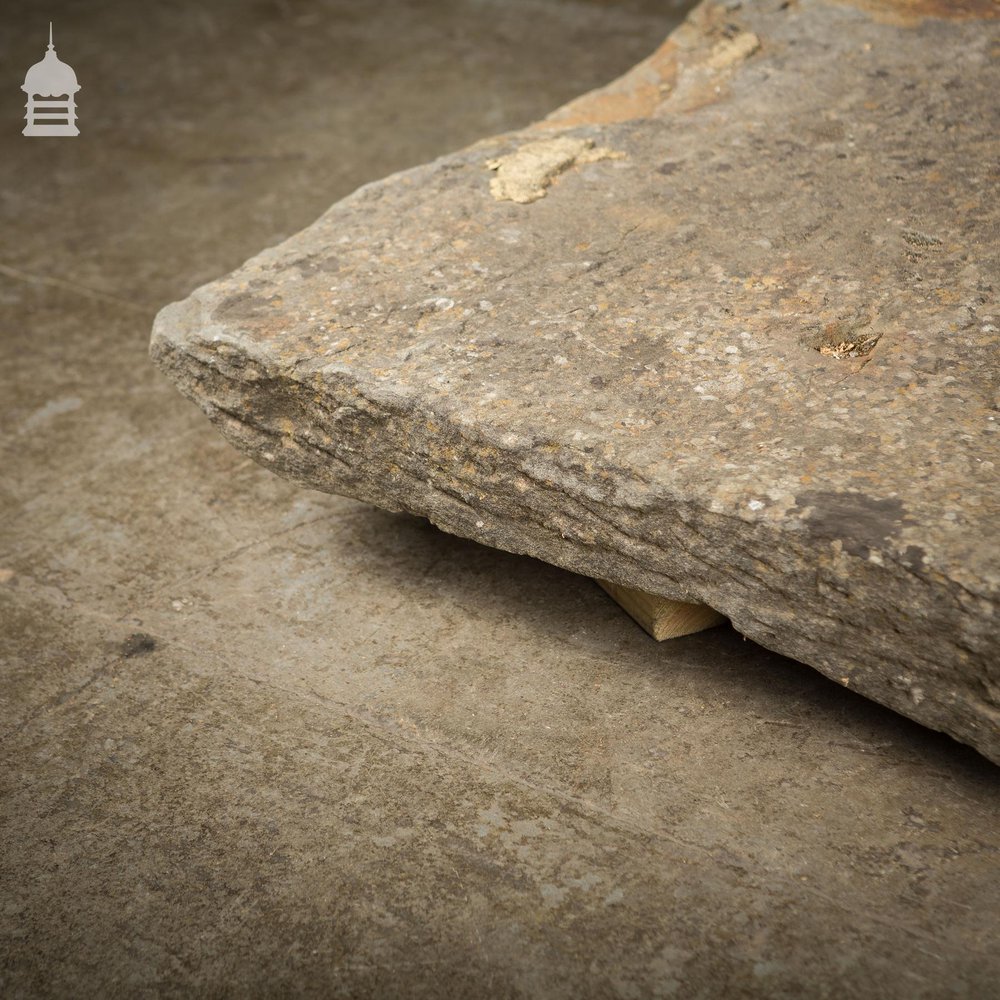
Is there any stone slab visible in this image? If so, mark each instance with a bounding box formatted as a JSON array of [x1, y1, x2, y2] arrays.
[[151, 0, 1000, 762]]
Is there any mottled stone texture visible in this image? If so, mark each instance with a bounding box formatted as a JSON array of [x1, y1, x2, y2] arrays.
[[151, 0, 999, 762]]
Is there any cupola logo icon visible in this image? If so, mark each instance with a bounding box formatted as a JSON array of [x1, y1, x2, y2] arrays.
[[22, 23, 80, 137]]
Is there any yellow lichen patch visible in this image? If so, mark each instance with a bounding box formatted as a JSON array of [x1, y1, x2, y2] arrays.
[[707, 31, 761, 70], [486, 137, 625, 205]]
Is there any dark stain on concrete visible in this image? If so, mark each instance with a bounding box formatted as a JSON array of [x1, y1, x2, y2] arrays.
[[900, 544, 928, 571], [120, 633, 157, 659], [794, 490, 912, 560]]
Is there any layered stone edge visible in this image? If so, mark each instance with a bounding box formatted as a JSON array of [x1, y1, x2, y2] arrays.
[[151, 281, 998, 764]]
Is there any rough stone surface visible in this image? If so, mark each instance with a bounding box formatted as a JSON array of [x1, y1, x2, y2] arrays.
[[152, 0, 1000, 763], [6, 0, 1000, 996]]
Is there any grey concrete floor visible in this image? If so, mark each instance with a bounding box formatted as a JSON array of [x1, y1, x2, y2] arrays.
[[1, 1, 998, 997]]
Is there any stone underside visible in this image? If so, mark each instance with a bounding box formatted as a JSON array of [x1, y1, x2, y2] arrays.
[[151, 0, 1000, 762]]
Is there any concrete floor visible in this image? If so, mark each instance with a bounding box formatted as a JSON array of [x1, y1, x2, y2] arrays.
[[1, 1, 998, 997]]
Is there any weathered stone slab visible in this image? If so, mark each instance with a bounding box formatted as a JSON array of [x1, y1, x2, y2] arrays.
[[151, 0, 1000, 762]]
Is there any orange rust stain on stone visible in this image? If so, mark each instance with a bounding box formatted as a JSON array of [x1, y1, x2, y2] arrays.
[[537, 0, 997, 131], [531, 2, 777, 129], [533, 37, 682, 129], [832, 0, 999, 25]]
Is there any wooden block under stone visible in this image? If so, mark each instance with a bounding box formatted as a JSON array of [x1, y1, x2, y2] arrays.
[[597, 580, 727, 641]]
